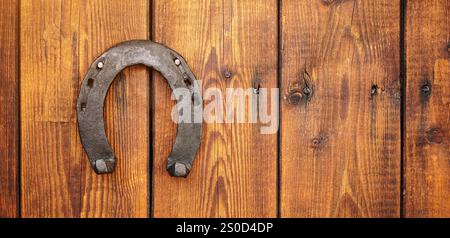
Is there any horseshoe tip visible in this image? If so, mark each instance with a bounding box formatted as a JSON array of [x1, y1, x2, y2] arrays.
[[167, 162, 190, 178], [93, 158, 115, 174]]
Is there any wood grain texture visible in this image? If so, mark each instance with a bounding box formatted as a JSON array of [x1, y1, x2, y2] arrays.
[[20, 0, 149, 217], [152, 0, 278, 217], [78, 0, 149, 218], [280, 0, 401, 217], [0, 0, 19, 218], [404, 0, 449, 218]]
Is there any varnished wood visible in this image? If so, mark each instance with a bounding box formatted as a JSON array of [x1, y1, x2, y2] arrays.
[[12, 0, 450, 218], [0, 0, 19, 218], [20, 0, 149, 217], [404, 0, 450, 218], [79, 0, 149, 218], [280, 0, 401, 217], [152, 0, 278, 217]]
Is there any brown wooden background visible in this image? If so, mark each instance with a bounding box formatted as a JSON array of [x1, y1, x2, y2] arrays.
[[0, 0, 448, 218]]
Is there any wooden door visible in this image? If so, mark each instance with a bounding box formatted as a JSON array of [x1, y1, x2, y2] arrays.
[[0, 0, 448, 218]]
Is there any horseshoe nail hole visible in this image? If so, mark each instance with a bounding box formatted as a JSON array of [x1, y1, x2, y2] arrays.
[[97, 61, 104, 69], [87, 78, 94, 88], [184, 78, 192, 87], [80, 102, 87, 111]]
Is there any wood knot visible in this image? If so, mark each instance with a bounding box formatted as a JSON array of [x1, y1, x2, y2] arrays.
[[286, 84, 313, 105], [426, 128, 444, 144], [420, 82, 431, 102], [285, 70, 314, 105], [370, 84, 379, 97], [421, 84, 431, 95], [287, 90, 303, 105], [311, 135, 327, 149], [312, 138, 321, 147], [223, 70, 232, 79]]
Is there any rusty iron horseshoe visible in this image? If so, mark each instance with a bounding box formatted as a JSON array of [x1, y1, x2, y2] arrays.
[[77, 40, 202, 177]]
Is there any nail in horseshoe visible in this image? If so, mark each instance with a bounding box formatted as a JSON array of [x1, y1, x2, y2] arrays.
[[77, 40, 202, 177]]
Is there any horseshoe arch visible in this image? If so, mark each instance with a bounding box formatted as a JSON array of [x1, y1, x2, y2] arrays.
[[77, 40, 202, 177]]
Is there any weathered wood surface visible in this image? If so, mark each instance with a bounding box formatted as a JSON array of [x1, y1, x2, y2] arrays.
[[0, 0, 446, 218], [152, 0, 278, 217], [404, 0, 449, 218], [280, 0, 401, 217], [0, 0, 19, 218], [20, 0, 149, 217]]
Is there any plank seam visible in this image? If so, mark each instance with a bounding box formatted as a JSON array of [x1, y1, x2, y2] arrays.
[[17, 0, 22, 218], [399, 0, 407, 218], [276, 0, 282, 219], [149, 0, 155, 219]]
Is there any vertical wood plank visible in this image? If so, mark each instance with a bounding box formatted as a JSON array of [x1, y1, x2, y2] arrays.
[[21, 0, 81, 217], [0, 0, 19, 218], [152, 0, 278, 217], [404, 0, 449, 217], [20, 0, 149, 217], [281, 0, 401, 217], [78, 0, 149, 218]]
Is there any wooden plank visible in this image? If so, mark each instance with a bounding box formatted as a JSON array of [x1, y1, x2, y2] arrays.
[[78, 0, 149, 218], [0, 0, 19, 218], [152, 0, 278, 217], [21, 0, 81, 217], [404, 0, 449, 218], [20, 0, 149, 217], [280, 0, 401, 217]]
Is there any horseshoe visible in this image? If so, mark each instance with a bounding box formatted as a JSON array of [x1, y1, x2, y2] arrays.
[[76, 40, 202, 177]]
